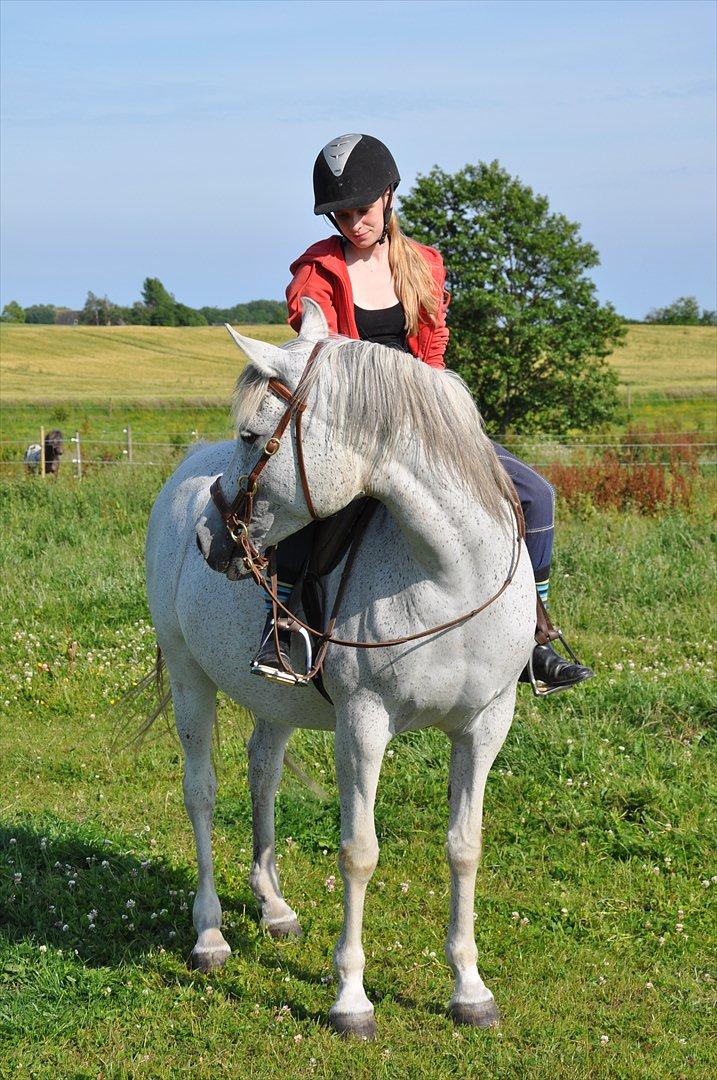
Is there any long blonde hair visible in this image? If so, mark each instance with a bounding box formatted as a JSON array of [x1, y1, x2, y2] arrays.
[[387, 214, 439, 336]]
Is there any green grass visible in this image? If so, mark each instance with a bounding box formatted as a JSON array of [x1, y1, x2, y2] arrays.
[[1, 467, 715, 1077]]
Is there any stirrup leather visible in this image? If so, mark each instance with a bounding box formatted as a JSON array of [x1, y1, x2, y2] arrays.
[[250, 621, 314, 687], [528, 630, 582, 698]]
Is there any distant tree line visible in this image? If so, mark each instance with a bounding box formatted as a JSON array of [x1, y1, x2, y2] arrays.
[[644, 296, 716, 326], [0, 279, 287, 326]]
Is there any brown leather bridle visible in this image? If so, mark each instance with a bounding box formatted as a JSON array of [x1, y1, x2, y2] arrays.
[[209, 342, 527, 678]]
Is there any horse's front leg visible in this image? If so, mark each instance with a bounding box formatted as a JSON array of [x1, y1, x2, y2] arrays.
[[445, 688, 516, 1027], [247, 716, 302, 938], [329, 703, 389, 1040], [167, 647, 231, 972]]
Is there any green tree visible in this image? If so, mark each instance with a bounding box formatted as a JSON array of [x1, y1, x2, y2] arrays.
[[645, 296, 713, 325], [398, 161, 625, 435], [24, 303, 56, 324], [1, 300, 25, 322], [175, 303, 208, 327], [141, 277, 178, 325]]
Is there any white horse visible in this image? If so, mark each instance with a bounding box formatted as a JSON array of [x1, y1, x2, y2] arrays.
[[145, 299, 535, 1037]]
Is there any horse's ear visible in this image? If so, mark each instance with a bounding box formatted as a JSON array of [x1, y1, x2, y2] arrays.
[[298, 297, 329, 342], [225, 324, 283, 376]]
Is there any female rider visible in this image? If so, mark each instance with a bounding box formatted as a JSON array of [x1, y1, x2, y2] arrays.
[[251, 133, 593, 695]]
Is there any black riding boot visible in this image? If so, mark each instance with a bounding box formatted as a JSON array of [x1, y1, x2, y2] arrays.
[[251, 613, 311, 685], [523, 642, 594, 695]]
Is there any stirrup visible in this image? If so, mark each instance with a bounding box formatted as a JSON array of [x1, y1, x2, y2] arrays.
[[528, 630, 582, 698], [250, 624, 314, 687]]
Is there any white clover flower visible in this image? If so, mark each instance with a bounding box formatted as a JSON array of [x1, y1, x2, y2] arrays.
[[125, 899, 136, 909], [400, 881, 410, 894], [325, 875, 336, 892]]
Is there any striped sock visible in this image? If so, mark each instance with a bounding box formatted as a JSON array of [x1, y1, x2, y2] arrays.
[[536, 578, 550, 606], [264, 580, 293, 615]]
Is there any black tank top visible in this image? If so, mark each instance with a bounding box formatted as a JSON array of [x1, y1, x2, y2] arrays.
[[354, 302, 411, 354]]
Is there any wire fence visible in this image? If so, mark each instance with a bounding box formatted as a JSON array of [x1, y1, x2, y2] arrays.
[[3, 424, 716, 477]]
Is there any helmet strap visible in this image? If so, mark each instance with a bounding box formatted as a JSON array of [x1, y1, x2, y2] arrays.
[[378, 194, 393, 245]]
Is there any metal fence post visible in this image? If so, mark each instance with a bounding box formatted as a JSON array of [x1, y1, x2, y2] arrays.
[[124, 425, 133, 464], [39, 426, 46, 478]]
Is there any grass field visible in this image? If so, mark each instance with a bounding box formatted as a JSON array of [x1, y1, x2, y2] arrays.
[[1, 468, 716, 1078]]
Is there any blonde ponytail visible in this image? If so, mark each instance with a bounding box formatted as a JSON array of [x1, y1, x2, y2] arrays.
[[387, 215, 439, 336]]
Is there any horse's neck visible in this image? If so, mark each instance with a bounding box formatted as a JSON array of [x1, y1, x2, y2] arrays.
[[372, 458, 507, 590]]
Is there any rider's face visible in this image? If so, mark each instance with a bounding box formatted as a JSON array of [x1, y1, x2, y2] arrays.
[[334, 190, 390, 248]]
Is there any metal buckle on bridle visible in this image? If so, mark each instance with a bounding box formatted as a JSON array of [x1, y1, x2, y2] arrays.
[[527, 629, 581, 697]]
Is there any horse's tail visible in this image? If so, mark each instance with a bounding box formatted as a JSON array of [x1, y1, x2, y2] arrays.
[[113, 644, 173, 752]]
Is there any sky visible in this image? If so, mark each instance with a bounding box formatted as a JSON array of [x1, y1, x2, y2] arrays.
[[1, 0, 715, 319]]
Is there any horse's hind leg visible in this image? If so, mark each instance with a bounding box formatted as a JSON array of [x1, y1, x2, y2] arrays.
[[247, 716, 302, 938], [445, 688, 516, 1028], [165, 644, 230, 972]]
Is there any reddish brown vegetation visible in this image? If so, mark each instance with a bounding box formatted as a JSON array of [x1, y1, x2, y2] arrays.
[[541, 429, 706, 514]]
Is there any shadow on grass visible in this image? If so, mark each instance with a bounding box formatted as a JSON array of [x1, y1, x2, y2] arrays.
[[0, 819, 259, 968]]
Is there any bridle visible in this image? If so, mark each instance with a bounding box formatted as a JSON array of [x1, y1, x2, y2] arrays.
[[210, 342, 324, 563], [209, 341, 526, 676]]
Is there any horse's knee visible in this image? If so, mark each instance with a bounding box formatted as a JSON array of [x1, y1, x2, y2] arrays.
[[339, 837, 379, 884], [446, 830, 481, 876]]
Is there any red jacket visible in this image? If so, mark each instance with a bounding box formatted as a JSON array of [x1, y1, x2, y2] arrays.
[[285, 236, 449, 369]]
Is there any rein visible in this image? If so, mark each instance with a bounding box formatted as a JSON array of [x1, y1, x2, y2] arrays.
[[210, 343, 526, 675]]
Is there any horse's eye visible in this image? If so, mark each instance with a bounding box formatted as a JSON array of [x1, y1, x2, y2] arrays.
[[240, 431, 258, 445]]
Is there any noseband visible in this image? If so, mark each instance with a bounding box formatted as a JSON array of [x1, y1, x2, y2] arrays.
[[210, 342, 323, 566]]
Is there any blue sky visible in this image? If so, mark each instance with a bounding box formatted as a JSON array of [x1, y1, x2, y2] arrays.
[[1, 0, 715, 318]]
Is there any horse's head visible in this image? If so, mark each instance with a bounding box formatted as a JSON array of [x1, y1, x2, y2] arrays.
[[197, 299, 366, 576]]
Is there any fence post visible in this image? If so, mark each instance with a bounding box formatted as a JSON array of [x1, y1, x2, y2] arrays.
[[39, 425, 46, 478], [73, 431, 82, 479], [124, 425, 133, 464]]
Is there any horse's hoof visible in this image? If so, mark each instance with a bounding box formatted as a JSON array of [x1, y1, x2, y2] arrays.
[[188, 944, 231, 973], [448, 998, 500, 1028], [328, 1011, 377, 1041], [264, 917, 303, 940]]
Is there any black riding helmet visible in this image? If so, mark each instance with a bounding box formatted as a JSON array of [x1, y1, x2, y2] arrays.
[[313, 134, 400, 244]]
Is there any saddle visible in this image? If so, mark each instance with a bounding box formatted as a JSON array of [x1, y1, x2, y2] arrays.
[[279, 497, 378, 702]]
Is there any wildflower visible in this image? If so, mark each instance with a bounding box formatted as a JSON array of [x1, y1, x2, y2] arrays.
[[13, 872, 21, 884], [101, 860, 109, 869], [40, 837, 47, 850], [600, 1035, 609, 1045], [645, 981, 654, 989], [39, 944, 47, 953], [400, 881, 410, 894], [520, 917, 529, 927], [294, 1034, 303, 1044], [125, 899, 136, 909], [325, 875, 336, 892], [511, 911, 520, 920], [68, 879, 76, 889]]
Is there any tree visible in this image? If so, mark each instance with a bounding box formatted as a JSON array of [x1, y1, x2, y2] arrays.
[[24, 303, 56, 324], [645, 296, 715, 325], [398, 161, 625, 435], [1, 300, 25, 322], [141, 277, 178, 326]]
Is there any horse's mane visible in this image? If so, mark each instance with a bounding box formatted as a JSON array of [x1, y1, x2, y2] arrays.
[[232, 338, 514, 523]]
